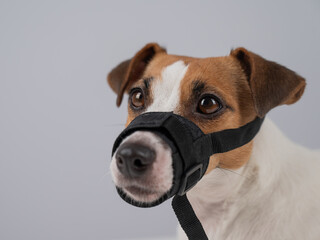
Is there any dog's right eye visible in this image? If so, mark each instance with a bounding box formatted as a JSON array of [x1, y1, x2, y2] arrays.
[[130, 89, 145, 109], [197, 95, 222, 115]]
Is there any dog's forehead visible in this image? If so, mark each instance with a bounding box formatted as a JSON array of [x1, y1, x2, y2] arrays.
[[144, 54, 241, 86], [143, 54, 194, 77], [145, 57, 189, 113], [143, 54, 244, 112]]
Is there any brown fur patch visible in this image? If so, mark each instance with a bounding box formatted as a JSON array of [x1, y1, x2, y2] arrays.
[[177, 56, 257, 173], [125, 55, 257, 172]]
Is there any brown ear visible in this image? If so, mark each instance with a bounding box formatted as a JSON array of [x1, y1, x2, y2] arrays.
[[107, 43, 166, 107], [231, 48, 306, 117]]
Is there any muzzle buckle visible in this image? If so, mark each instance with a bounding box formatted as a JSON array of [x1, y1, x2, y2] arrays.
[[177, 163, 203, 196]]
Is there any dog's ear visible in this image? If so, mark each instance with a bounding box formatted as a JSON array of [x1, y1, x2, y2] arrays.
[[230, 48, 306, 117], [107, 43, 166, 107]]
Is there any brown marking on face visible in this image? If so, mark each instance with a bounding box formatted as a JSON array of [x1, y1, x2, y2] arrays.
[[177, 56, 257, 173], [126, 54, 257, 173]]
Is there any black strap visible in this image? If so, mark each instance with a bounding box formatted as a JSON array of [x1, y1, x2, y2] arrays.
[[211, 117, 264, 154], [173, 117, 264, 240], [194, 116, 265, 156], [163, 115, 195, 173], [172, 195, 209, 240]]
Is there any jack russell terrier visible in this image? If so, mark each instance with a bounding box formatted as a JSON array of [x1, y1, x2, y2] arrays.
[[107, 43, 320, 240]]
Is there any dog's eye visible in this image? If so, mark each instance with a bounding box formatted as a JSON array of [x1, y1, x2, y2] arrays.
[[130, 89, 145, 109], [197, 95, 221, 114]]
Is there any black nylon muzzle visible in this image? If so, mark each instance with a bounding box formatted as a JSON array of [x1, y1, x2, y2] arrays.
[[111, 111, 264, 208]]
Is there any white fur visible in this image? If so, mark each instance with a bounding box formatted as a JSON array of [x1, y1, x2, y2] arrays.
[[147, 60, 188, 112], [178, 118, 320, 240]]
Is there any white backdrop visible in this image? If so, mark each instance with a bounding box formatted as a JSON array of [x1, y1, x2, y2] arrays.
[[1, 1, 319, 239]]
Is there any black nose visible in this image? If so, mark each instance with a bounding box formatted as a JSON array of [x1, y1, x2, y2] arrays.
[[115, 142, 156, 178]]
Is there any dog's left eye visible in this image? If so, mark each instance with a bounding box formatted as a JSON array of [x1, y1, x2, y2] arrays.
[[197, 95, 221, 114], [130, 89, 145, 109]]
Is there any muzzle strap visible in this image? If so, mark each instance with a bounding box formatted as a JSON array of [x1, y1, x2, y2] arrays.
[[172, 194, 209, 240], [172, 117, 264, 240], [194, 116, 265, 156]]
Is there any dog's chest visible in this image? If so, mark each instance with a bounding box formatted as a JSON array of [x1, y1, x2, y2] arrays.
[[189, 198, 227, 238], [184, 167, 245, 239]]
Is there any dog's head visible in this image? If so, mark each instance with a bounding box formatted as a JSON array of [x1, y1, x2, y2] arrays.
[[107, 43, 305, 205]]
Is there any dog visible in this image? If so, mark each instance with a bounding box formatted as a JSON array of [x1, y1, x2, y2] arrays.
[[107, 43, 320, 240]]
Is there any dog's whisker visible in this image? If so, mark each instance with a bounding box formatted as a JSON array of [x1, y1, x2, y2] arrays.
[[100, 173, 107, 180], [217, 166, 250, 180], [100, 170, 112, 182], [217, 167, 232, 183]]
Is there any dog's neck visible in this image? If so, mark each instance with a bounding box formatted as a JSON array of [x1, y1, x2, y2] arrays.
[[186, 117, 302, 238]]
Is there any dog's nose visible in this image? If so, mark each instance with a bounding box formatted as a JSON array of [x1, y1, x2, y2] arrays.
[[115, 142, 156, 178]]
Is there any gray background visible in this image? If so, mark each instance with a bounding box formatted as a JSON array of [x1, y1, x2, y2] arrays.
[[1, 0, 319, 239]]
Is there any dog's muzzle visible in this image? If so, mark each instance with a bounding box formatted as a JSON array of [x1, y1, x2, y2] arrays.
[[112, 112, 264, 208]]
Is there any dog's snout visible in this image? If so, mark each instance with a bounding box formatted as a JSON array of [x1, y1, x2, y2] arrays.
[[116, 142, 156, 178]]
